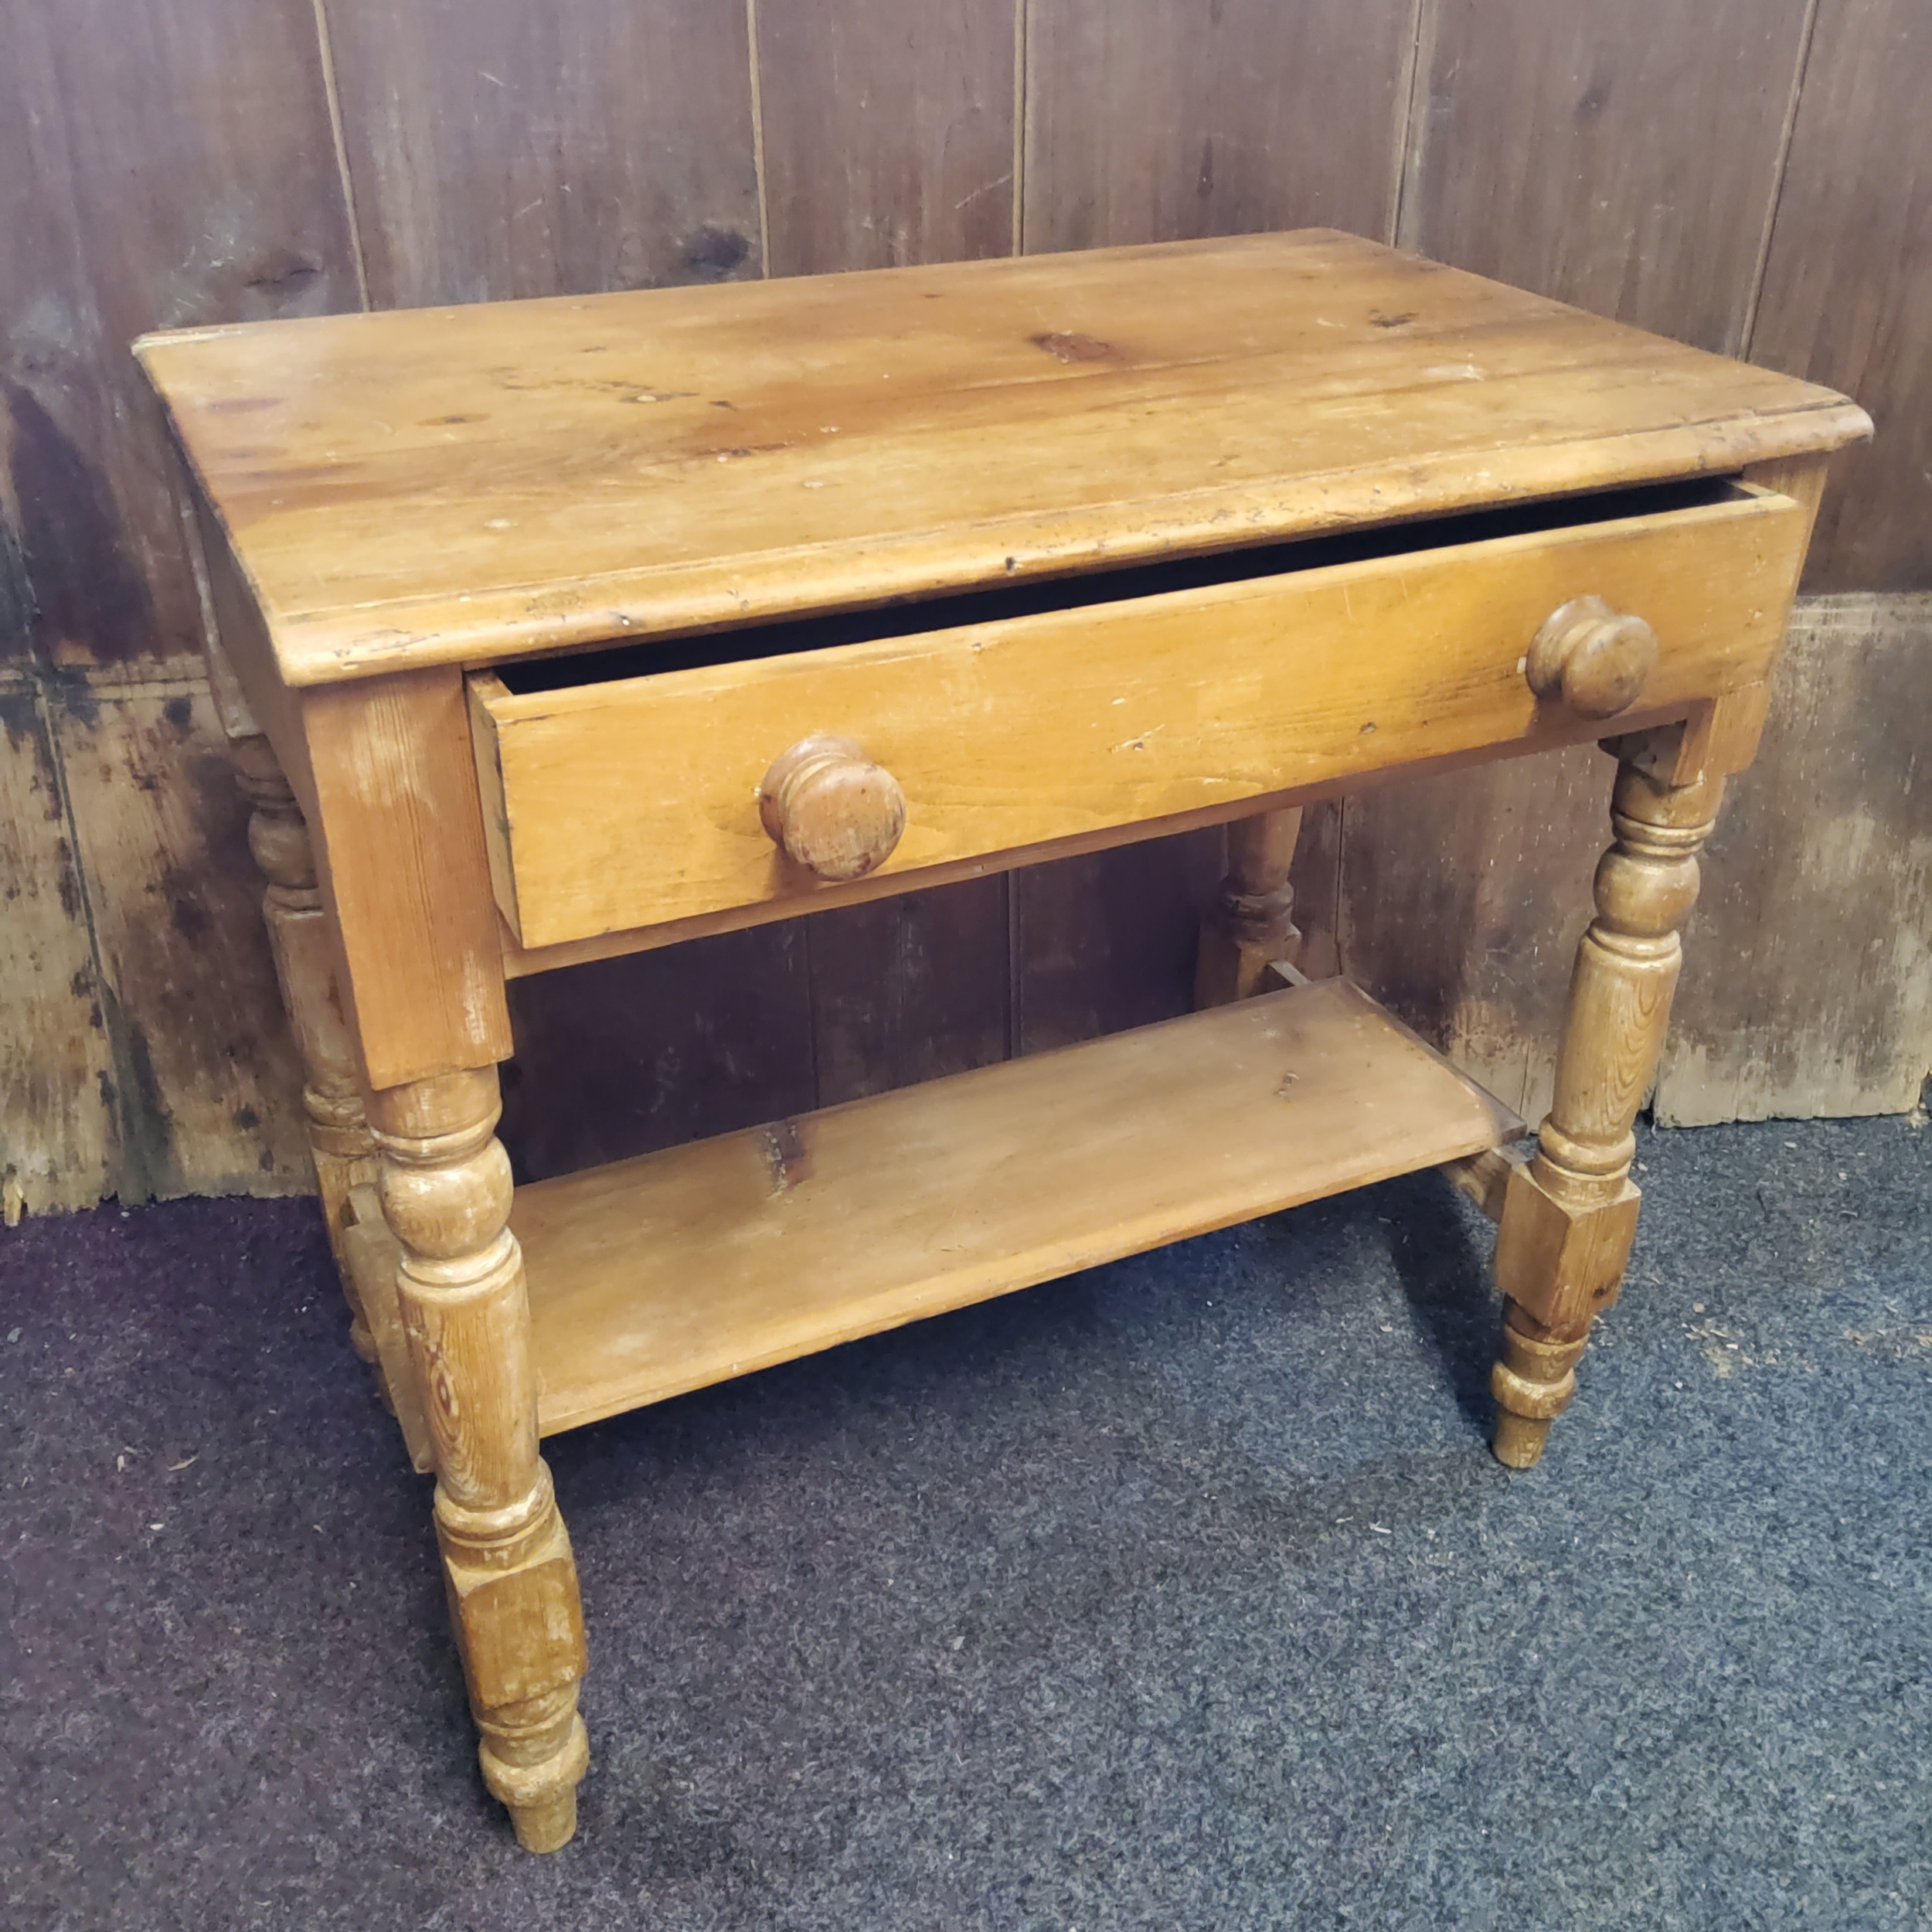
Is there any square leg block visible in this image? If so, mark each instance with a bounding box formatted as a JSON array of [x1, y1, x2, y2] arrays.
[[1493, 1163, 1642, 1331]]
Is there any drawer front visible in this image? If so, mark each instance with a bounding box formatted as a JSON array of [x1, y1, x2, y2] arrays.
[[471, 488, 1808, 949]]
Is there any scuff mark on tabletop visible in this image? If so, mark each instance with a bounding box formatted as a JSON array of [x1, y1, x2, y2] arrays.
[[760, 1118, 810, 1195], [1032, 332, 1117, 365]]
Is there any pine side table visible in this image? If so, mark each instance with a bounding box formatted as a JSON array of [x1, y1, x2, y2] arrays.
[[138, 231, 1868, 1849]]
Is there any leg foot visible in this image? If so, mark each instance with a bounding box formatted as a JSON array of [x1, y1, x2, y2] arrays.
[[482, 1691, 591, 1851], [371, 1068, 590, 1851], [1487, 760, 1723, 1465], [1490, 1303, 1590, 1468]]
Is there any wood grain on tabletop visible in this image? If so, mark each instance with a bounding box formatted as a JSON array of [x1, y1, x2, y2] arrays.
[[1399, 0, 1813, 356], [514, 978, 1522, 1434], [135, 231, 1866, 687], [1748, 0, 1932, 591], [471, 488, 1808, 947], [320, 0, 764, 308], [1022, 0, 1413, 251], [754, 0, 1015, 275], [0, 0, 356, 671]]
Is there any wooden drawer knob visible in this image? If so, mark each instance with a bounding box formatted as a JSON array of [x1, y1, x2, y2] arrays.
[[1526, 595, 1658, 719], [758, 735, 906, 881]]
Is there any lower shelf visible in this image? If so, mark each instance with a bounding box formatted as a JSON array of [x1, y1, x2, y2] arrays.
[[515, 976, 1524, 1434]]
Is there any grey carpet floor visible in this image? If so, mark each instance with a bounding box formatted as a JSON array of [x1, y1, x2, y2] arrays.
[[2, 1114, 1927, 1931]]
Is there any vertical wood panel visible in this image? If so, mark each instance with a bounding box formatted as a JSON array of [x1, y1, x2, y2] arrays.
[[1351, 0, 1818, 1131], [498, 927, 815, 1184], [1015, 830, 1226, 1056], [55, 683, 308, 1201], [0, 0, 355, 670], [755, 0, 1016, 275], [1337, 749, 1607, 1128], [1400, 0, 1812, 355], [1024, 0, 1415, 253], [1748, 0, 1932, 592], [808, 881, 1011, 1105], [0, 681, 114, 1215], [1658, 597, 1932, 1123], [322, 0, 764, 308]]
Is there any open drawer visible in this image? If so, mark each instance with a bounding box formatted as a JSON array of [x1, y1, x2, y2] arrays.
[[468, 479, 1809, 951]]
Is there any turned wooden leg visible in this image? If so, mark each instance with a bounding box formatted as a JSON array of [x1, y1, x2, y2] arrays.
[[1196, 806, 1304, 1006], [1490, 758, 1723, 1468], [234, 740, 374, 1321], [369, 1068, 590, 1852], [235, 737, 434, 1468]]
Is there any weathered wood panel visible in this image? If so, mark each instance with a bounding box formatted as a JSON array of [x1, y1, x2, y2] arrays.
[[754, 0, 1016, 275], [1015, 831, 1226, 1056], [0, 0, 355, 670], [321, 0, 764, 308], [0, 678, 113, 1216], [1335, 746, 1608, 1128], [53, 680, 308, 1201], [1024, 0, 1413, 252], [1291, 802, 1345, 981], [1658, 596, 1932, 1123], [1348, 0, 1823, 1129], [808, 880, 1012, 1106], [498, 926, 816, 1185], [1747, 0, 1932, 592], [1399, 0, 1812, 354]]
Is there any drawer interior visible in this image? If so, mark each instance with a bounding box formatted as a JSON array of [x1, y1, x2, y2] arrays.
[[491, 475, 1744, 694]]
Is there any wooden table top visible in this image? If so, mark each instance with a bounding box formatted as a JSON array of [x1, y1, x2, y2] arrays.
[[138, 230, 1868, 689]]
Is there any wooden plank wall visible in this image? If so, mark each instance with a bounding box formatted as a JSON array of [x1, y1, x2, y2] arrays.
[[2, 0, 1927, 1216]]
